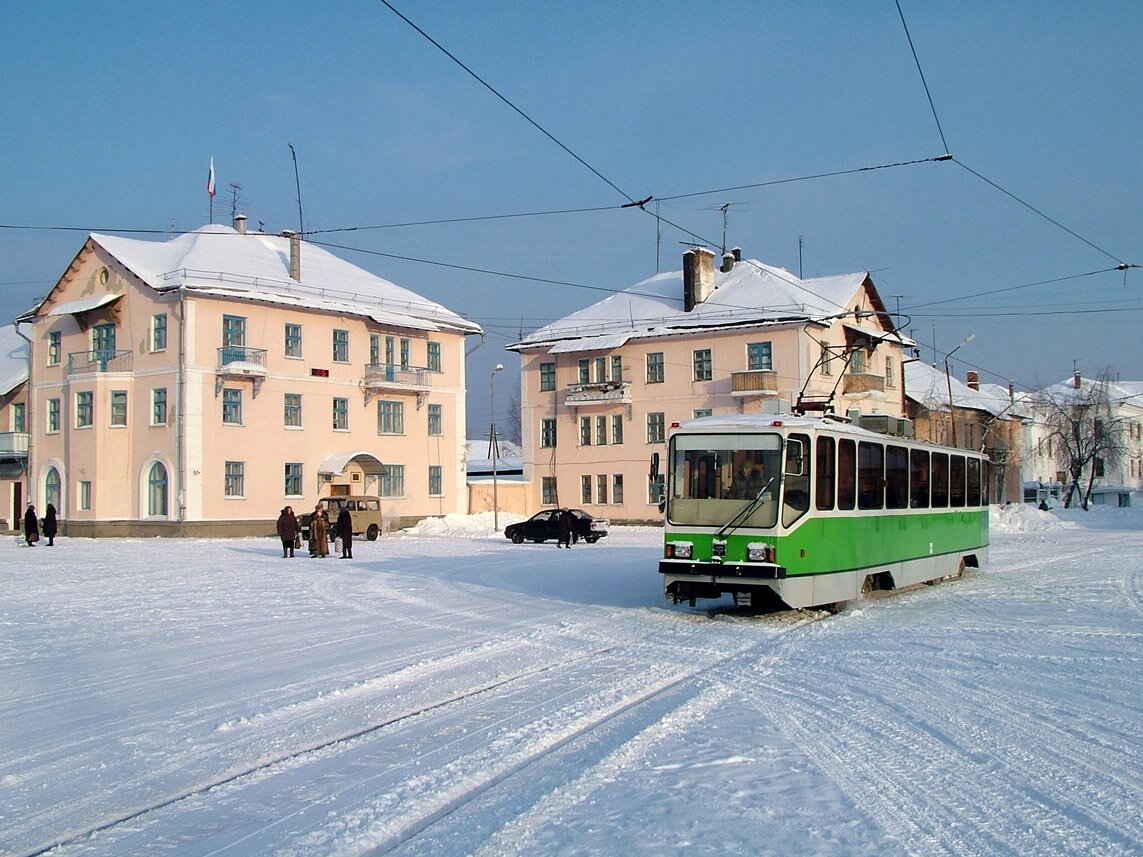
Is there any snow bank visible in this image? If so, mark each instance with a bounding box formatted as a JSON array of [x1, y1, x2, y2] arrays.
[[400, 510, 526, 539]]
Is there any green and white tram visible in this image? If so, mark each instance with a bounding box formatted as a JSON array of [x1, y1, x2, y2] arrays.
[[659, 414, 990, 610]]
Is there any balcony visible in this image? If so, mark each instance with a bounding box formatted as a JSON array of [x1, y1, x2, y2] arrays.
[[565, 380, 631, 405], [67, 349, 133, 375], [362, 363, 432, 407], [0, 432, 29, 458], [730, 370, 779, 397], [842, 372, 886, 395], [216, 346, 268, 395]]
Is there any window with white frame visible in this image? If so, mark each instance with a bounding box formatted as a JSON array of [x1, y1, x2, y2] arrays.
[[850, 348, 867, 374], [578, 358, 590, 384], [541, 418, 557, 448], [76, 391, 93, 428], [539, 362, 556, 391], [647, 352, 664, 383], [597, 474, 608, 504], [48, 331, 61, 366], [611, 414, 623, 444], [333, 329, 350, 363], [885, 356, 896, 387], [224, 461, 245, 497], [47, 398, 60, 433], [333, 397, 349, 430], [377, 400, 404, 434], [285, 463, 304, 496], [110, 390, 127, 426], [284, 393, 302, 428], [78, 480, 92, 511], [222, 388, 243, 425], [581, 474, 592, 504], [595, 415, 608, 445], [12, 403, 25, 433], [380, 464, 405, 497], [580, 416, 592, 446], [285, 323, 303, 358], [152, 314, 168, 352], [613, 474, 624, 504], [152, 388, 167, 426], [610, 355, 623, 382], [693, 349, 712, 381]]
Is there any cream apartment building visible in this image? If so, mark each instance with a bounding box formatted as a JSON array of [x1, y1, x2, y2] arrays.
[[18, 221, 481, 536], [509, 247, 912, 523]]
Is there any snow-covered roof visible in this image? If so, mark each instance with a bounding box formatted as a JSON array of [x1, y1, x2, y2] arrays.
[[0, 324, 29, 396], [40, 226, 481, 336], [507, 260, 899, 353], [904, 361, 1022, 418]]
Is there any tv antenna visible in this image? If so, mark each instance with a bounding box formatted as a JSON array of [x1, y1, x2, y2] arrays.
[[288, 143, 304, 235], [228, 183, 243, 220]]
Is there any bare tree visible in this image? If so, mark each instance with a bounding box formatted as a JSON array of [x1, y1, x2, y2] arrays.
[[1036, 368, 1128, 509]]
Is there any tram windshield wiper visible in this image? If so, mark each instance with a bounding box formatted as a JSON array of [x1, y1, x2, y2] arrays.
[[716, 477, 775, 538]]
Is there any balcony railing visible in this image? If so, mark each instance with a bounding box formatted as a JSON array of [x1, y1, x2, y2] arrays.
[[0, 432, 29, 457], [67, 349, 133, 375], [566, 380, 631, 405], [217, 346, 268, 375], [363, 363, 431, 391], [842, 372, 886, 394], [730, 370, 779, 396]]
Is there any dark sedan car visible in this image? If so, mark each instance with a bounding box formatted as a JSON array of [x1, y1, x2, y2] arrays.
[[504, 508, 609, 544]]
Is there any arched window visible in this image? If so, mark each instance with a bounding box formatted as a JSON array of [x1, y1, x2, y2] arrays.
[[45, 467, 61, 510], [148, 462, 168, 517]]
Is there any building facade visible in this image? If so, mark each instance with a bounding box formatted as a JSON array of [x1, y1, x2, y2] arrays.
[[18, 223, 481, 536], [0, 325, 30, 531], [509, 248, 912, 523]]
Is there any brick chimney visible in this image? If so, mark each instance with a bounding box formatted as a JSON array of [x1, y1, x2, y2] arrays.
[[683, 247, 716, 312], [966, 371, 979, 390], [1073, 371, 1082, 389]]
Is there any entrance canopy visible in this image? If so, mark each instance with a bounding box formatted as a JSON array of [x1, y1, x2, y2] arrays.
[[317, 451, 385, 477]]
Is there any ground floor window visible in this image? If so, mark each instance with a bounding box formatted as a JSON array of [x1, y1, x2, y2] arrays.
[[428, 465, 443, 496], [613, 474, 624, 504], [225, 461, 244, 497], [284, 463, 303, 497], [581, 475, 592, 504], [380, 464, 405, 497], [78, 480, 92, 511], [541, 476, 557, 505], [45, 467, 61, 509], [148, 463, 168, 516]]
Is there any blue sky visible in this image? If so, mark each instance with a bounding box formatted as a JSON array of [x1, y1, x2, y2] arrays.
[[2, 2, 1140, 429]]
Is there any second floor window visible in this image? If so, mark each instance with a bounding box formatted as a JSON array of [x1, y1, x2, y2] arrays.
[[12, 402, 25, 433], [850, 348, 867, 374], [399, 338, 410, 369], [611, 355, 623, 382], [747, 341, 772, 371], [647, 352, 664, 384], [427, 403, 443, 436], [596, 415, 608, 445], [885, 356, 896, 387], [580, 416, 592, 446], [222, 388, 243, 425], [110, 390, 128, 426], [370, 334, 381, 366], [333, 397, 349, 430], [693, 349, 712, 381], [153, 388, 168, 426], [47, 398, 60, 433], [647, 412, 665, 443], [541, 418, 557, 448], [427, 340, 442, 372], [377, 400, 404, 434], [611, 414, 624, 444], [222, 315, 246, 348], [284, 393, 302, 427], [48, 331, 61, 366], [285, 323, 303, 358], [224, 461, 244, 497], [152, 314, 168, 352], [76, 391, 93, 428], [540, 362, 556, 391], [92, 323, 116, 361], [578, 358, 590, 384], [333, 329, 349, 363]]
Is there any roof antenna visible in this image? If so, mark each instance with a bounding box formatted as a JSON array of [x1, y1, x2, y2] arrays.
[[288, 143, 304, 235]]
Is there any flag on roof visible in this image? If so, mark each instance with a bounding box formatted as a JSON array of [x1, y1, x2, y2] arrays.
[[207, 157, 216, 198]]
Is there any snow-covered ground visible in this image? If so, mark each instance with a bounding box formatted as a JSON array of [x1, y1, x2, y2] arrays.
[[3, 506, 1141, 856]]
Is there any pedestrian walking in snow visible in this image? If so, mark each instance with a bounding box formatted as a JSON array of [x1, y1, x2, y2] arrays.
[[42, 503, 58, 546], [276, 506, 299, 558], [558, 509, 574, 548], [337, 507, 353, 559], [23, 503, 39, 547]]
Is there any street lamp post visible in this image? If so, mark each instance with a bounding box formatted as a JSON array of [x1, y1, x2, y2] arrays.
[[490, 364, 503, 532], [944, 334, 974, 448]]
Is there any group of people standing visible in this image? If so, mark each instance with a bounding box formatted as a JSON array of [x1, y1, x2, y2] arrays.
[[276, 504, 353, 559], [22, 503, 57, 547]]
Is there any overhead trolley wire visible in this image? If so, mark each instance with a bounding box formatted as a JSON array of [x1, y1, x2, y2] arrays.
[[895, 0, 950, 155]]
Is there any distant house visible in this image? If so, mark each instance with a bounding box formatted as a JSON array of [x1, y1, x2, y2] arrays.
[[0, 324, 29, 530], [17, 220, 482, 536], [508, 247, 913, 523], [904, 363, 1026, 503]]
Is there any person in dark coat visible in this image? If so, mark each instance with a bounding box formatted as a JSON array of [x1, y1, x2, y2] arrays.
[[276, 506, 299, 558], [310, 506, 329, 558], [557, 509, 574, 549], [42, 503, 58, 546], [23, 503, 39, 547], [336, 507, 353, 559]]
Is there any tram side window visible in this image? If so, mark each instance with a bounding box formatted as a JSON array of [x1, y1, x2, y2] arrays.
[[931, 452, 949, 507], [982, 460, 992, 504], [783, 433, 812, 526], [910, 449, 930, 508], [838, 439, 856, 510], [858, 441, 884, 510], [885, 445, 909, 509], [816, 436, 836, 510], [950, 455, 967, 507], [967, 457, 982, 506]]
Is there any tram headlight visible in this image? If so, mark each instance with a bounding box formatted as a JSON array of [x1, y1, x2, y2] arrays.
[[747, 542, 775, 563], [666, 541, 693, 560]]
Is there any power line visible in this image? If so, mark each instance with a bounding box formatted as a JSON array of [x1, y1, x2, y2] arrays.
[[377, 0, 637, 205], [304, 204, 622, 235], [902, 267, 1121, 311], [895, 0, 950, 154]]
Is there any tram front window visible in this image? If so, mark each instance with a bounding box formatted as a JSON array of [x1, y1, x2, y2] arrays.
[[667, 433, 783, 528]]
